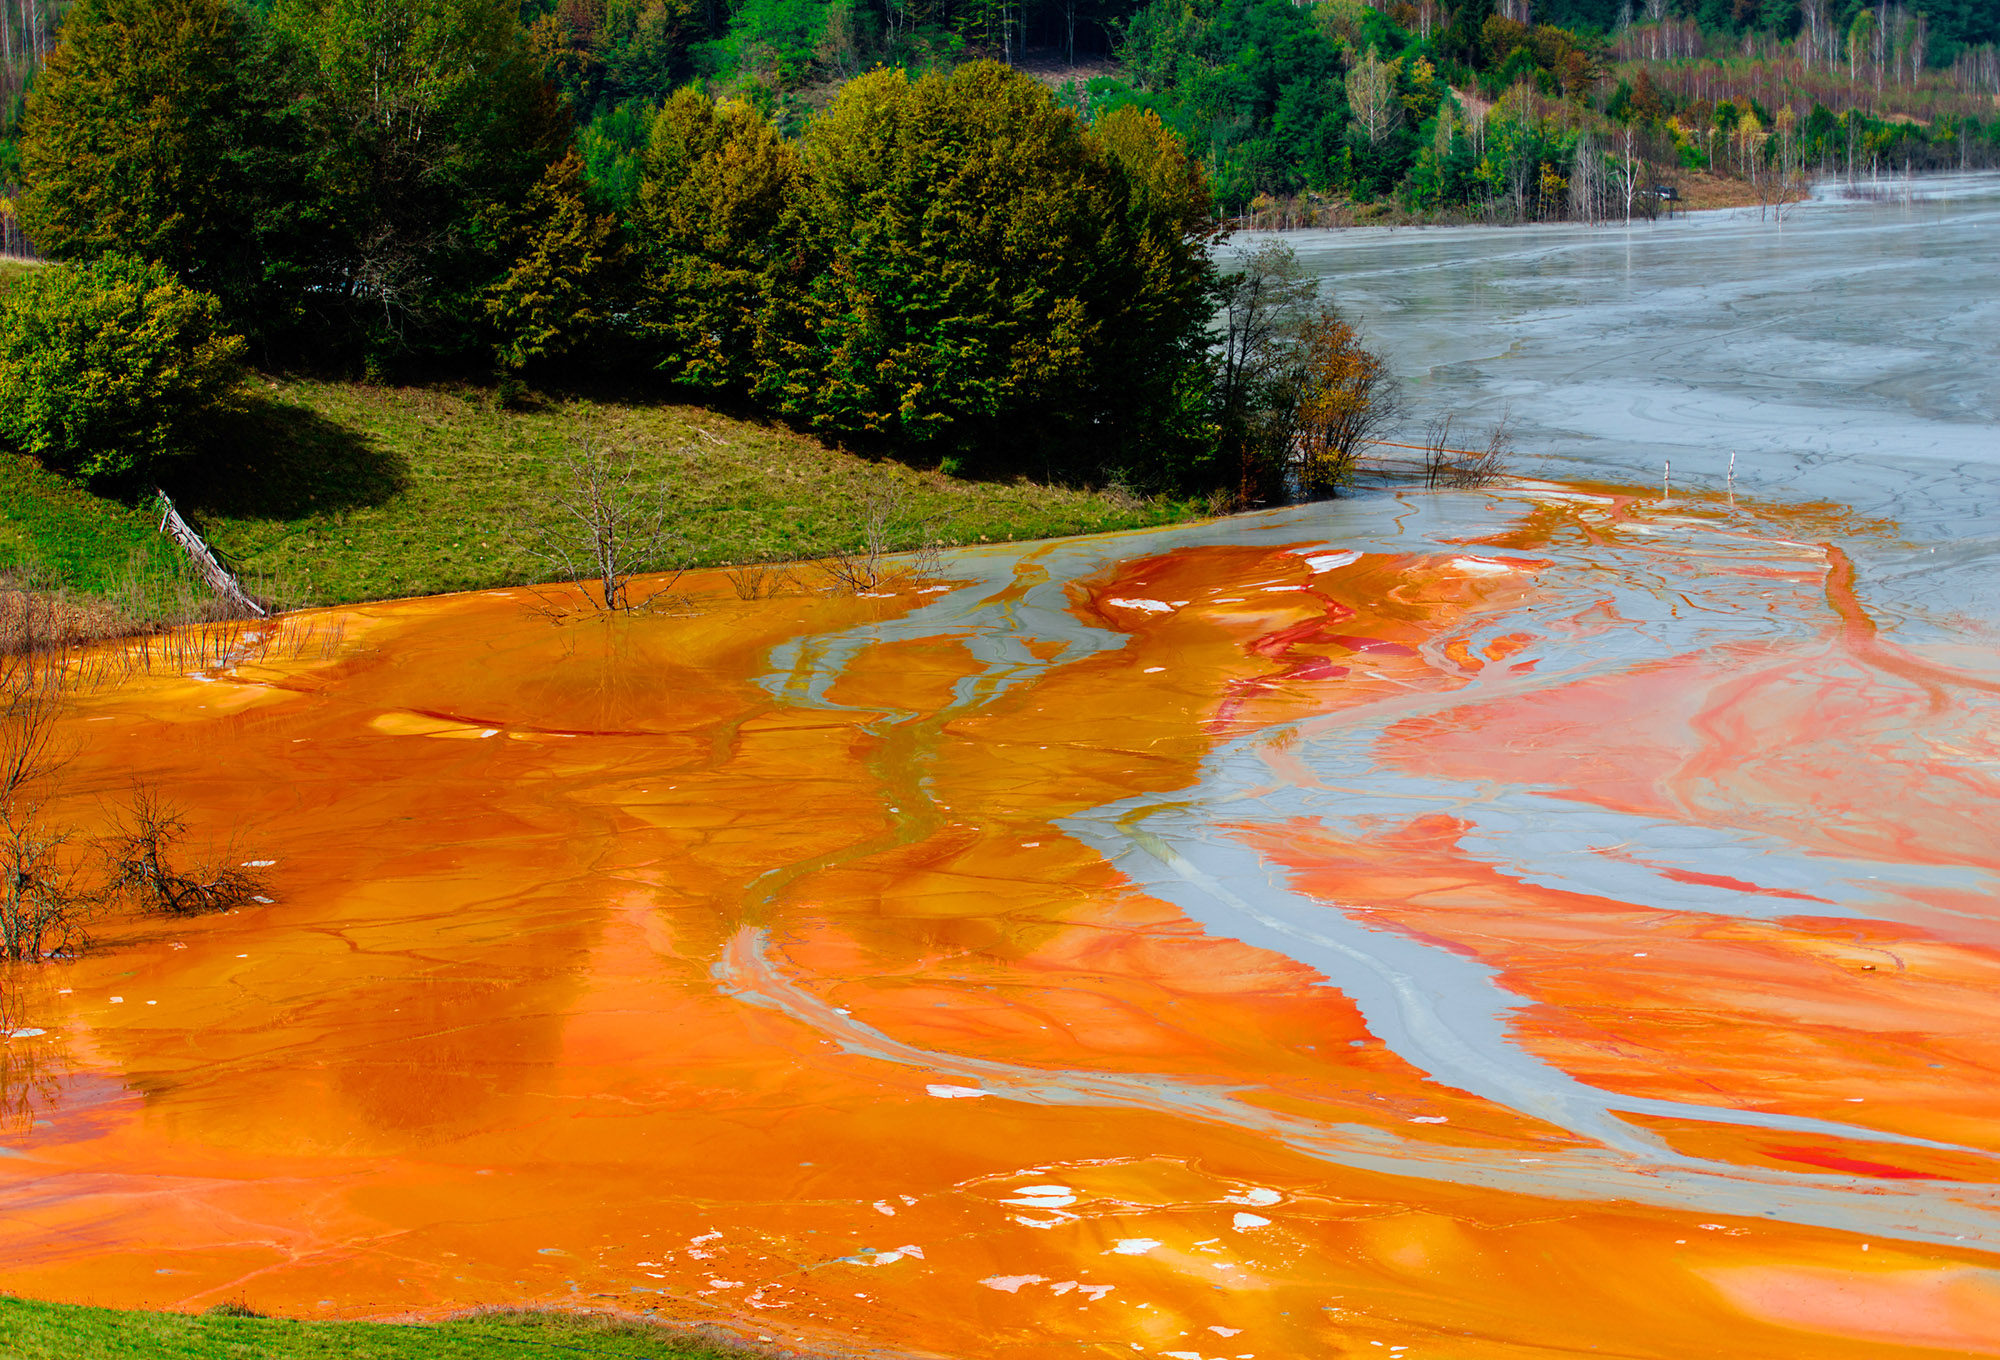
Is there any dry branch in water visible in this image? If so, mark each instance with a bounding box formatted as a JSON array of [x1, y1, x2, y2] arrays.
[[1423, 412, 1513, 489], [815, 484, 946, 594], [103, 784, 271, 917]]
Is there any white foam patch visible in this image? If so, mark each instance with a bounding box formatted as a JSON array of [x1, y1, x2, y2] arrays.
[[1106, 597, 1173, 613], [1305, 551, 1361, 571], [927, 1084, 991, 1099], [980, 1274, 1046, 1293], [1451, 557, 1514, 575], [1012, 1212, 1076, 1228], [1109, 1238, 1161, 1256], [1226, 1188, 1281, 1207], [1232, 1213, 1270, 1230]]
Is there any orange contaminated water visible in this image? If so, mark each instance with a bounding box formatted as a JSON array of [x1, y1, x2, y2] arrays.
[[2, 483, 1997, 1359]]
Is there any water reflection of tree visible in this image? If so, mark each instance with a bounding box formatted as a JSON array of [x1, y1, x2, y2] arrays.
[[0, 965, 72, 1137]]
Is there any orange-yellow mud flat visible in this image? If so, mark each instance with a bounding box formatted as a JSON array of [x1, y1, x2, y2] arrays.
[[3, 486, 1998, 1359]]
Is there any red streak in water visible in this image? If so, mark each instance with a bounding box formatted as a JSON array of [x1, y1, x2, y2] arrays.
[[1823, 543, 2000, 703], [1764, 1146, 1946, 1181], [1656, 866, 1832, 905]]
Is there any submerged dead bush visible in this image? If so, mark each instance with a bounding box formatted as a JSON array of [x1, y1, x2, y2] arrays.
[[103, 784, 269, 916], [723, 561, 799, 601], [815, 483, 946, 595], [1, 643, 94, 961], [1422, 412, 1513, 489]]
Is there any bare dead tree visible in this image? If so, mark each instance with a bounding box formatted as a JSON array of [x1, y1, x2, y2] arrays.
[[1422, 412, 1458, 490], [515, 437, 689, 615]]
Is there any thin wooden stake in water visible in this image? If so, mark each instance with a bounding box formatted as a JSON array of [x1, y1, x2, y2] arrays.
[[155, 491, 268, 618], [1661, 460, 1671, 503], [1727, 450, 1736, 506]]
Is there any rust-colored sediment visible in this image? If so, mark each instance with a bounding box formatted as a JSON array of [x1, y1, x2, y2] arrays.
[[2, 489, 1996, 1359]]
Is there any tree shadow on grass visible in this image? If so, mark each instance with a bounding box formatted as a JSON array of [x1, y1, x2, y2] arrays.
[[168, 391, 406, 521]]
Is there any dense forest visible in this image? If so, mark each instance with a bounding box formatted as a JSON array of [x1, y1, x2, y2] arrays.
[[5, 0, 1998, 216], [0, 0, 1996, 501]]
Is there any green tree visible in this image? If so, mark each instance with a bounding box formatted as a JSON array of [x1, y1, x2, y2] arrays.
[[18, 0, 284, 320], [267, 0, 568, 361], [0, 256, 246, 488], [629, 88, 800, 393], [485, 150, 623, 374], [777, 61, 1214, 479], [1086, 103, 1221, 484]]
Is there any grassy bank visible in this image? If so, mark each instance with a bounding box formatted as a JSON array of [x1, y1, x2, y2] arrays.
[[0, 376, 1203, 613], [0, 1297, 793, 1359]]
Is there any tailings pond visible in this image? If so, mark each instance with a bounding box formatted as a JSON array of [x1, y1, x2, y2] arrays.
[[2, 177, 1997, 1359]]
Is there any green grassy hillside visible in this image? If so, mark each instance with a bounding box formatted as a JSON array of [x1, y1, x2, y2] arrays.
[[0, 375, 1200, 612]]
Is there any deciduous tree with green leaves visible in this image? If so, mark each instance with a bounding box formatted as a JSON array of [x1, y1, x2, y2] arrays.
[[266, 0, 569, 361], [629, 88, 800, 393], [772, 61, 1216, 479], [18, 0, 288, 324], [0, 256, 246, 488], [485, 150, 623, 375]]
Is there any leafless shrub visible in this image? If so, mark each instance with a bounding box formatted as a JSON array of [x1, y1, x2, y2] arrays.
[[513, 437, 690, 615], [723, 562, 800, 601], [1, 657, 92, 963], [1100, 477, 1147, 514], [1, 595, 288, 960], [102, 784, 270, 917], [1201, 485, 1239, 518], [815, 484, 946, 595], [0, 817, 94, 962], [1423, 412, 1514, 489]]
